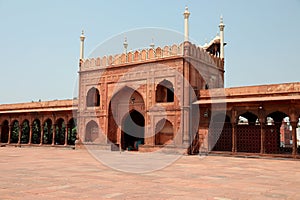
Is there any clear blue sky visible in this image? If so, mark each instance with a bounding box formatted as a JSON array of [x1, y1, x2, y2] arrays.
[[0, 0, 299, 104]]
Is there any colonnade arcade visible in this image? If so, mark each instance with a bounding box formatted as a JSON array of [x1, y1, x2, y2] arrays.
[[202, 103, 300, 158], [0, 114, 77, 146]]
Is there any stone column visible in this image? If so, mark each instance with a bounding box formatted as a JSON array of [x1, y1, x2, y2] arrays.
[[258, 107, 266, 154], [231, 123, 237, 153], [7, 125, 12, 144], [40, 125, 44, 145], [18, 125, 22, 144], [28, 124, 33, 145], [291, 121, 298, 158], [182, 41, 191, 147], [64, 124, 69, 146], [52, 124, 56, 145], [150, 115, 155, 146], [231, 109, 237, 153], [117, 127, 121, 150], [260, 123, 266, 154]]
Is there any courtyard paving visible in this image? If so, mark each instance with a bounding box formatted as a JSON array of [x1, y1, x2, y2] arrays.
[[0, 146, 300, 200]]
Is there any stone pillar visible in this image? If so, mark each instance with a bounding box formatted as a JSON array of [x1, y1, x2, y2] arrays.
[[117, 127, 121, 150], [28, 124, 33, 145], [64, 124, 69, 146], [182, 41, 191, 147], [291, 121, 298, 158], [40, 125, 44, 145], [18, 125, 22, 144], [260, 123, 266, 154], [7, 125, 12, 144], [258, 107, 266, 154], [143, 114, 153, 146], [231, 123, 237, 153], [231, 109, 237, 153], [0, 125, 2, 143], [289, 107, 298, 158], [52, 124, 56, 145]]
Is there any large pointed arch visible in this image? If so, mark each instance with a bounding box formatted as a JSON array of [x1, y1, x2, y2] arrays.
[[107, 86, 145, 147]]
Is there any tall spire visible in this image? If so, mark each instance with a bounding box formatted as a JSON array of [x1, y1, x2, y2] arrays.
[[79, 30, 86, 60], [123, 36, 128, 62], [219, 16, 225, 59], [183, 6, 190, 42]]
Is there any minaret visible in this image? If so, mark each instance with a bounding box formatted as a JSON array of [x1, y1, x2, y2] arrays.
[[79, 30, 85, 60], [123, 37, 128, 53], [219, 16, 225, 59], [183, 6, 190, 42], [123, 37, 128, 62]]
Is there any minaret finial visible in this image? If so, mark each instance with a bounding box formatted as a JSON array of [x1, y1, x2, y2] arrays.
[[220, 15, 224, 24], [123, 36, 128, 52], [183, 6, 190, 42], [150, 38, 155, 49]]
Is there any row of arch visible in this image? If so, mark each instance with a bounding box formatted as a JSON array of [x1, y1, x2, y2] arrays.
[[0, 118, 77, 146], [209, 111, 300, 155], [86, 79, 175, 108], [85, 116, 174, 149]]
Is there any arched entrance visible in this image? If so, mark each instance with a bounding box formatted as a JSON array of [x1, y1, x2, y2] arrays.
[[209, 114, 232, 152], [236, 112, 260, 153], [55, 118, 65, 145], [11, 120, 19, 143], [43, 119, 53, 144], [107, 86, 146, 150], [265, 111, 290, 154], [67, 118, 77, 145], [121, 110, 145, 150], [21, 120, 30, 144], [1, 120, 9, 143], [32, 119, 41, 144]]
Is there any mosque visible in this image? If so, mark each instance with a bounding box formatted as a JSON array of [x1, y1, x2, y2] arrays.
[[0, 7, 299, 158]]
